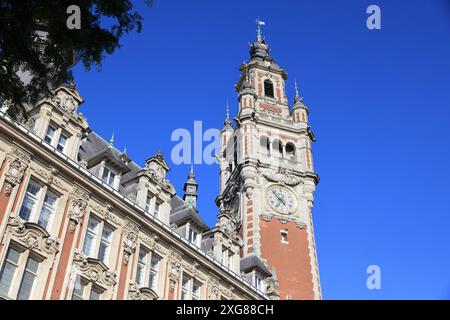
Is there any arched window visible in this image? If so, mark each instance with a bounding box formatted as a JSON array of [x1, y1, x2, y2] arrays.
[[272, 139, 283, 156], [264, 79, 274, 98], [260, 136, 270, 156], [285, 143, 296, 161], [233, 136, 238, 168]]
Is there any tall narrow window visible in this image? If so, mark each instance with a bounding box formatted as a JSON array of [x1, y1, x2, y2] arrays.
[[145, 196, 152, 214], [17, 256, 39, 300], [188, 228, 198, 245], [192, 281, 201, 300], [89, 287, 102, 300], [0, 247, 20, 296], [228, 253, 233, 270], [71, 275, 85, 300], [153, 201, 160, 218], [19, 182, 41, 221], [38, 192, 57, 230], [135, 247, 148, 287], [260, 136, 270, 156], [98, 225, 113, 264], [102, 167, 116, 187], [56, 133, 67, 152], [44, 125, 56, 144], [264, 79, 274, 98], [82, 217, 100, 257], [149, 255, 160, 291], [181, 275, 190, 300]]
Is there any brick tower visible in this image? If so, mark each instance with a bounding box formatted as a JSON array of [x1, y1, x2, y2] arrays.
[[216, 24, 321, 300]]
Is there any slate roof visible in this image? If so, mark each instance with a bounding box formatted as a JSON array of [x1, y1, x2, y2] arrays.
[[169, 195, 209, 231], [240, 254, 272, 277]]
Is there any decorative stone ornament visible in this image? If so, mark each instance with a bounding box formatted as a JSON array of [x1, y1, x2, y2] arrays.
[[68, 188, 90, 233], [207, 276, 220, 300], [73, 251, 117, 289], [7, 217, 60, 255], [4, 147, 31, 196], [122, 221, 139, 265], [128, 282, 159, 300], [168, 250, 182, 291], [261, 168, 302, 187]]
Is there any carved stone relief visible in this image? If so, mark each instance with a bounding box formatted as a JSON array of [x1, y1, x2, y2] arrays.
[[4, 147, 31, 196]]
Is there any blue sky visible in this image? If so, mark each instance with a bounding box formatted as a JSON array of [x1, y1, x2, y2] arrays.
[[72, 0, 450, 299]]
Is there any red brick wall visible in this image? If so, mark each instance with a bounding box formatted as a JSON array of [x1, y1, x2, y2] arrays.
[[259, 219, 314, 300]]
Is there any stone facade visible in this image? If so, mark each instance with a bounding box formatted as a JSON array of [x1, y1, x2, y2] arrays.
[[0, 32, 320, 300]]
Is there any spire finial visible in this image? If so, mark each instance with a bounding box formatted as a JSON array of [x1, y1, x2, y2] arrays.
[[224, 100, 232, 126], [294, 79, 303, 103], [108, 132, 115, 149], [256, 18, 266, 42]]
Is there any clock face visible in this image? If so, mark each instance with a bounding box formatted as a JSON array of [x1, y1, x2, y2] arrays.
[[266, 185, 297, 214]]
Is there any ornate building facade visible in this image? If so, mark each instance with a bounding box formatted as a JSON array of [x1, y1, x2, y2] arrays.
[[0, 32, 320, 300]]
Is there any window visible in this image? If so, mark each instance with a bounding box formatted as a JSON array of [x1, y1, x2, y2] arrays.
[[102, 167, 116, 187], [192, 281, 201, 300], [154, 201, 160, 218], [56, 133, 67, 152], [72, 275, 103, 300], [19, 180, 59, 231], [181, 275, 189, 300], [44, 125, 56, 144], [228, 253, 233, 270], [272, 139, 283, 156], [71, 275, 85, 300], [135, 247, 160, 291], [264, 79, 274, 98], [254, 273, 265, 292], [19, 182, 41, 222], [82, 216, 100, 257], [180, 274, 202, 300], [37, 192, 57, 230], [285, 143, 296, 161], [281, 229, 288, 243], [82, 215, 114, 264], [260, 136, 270, 156], [188, 227, 199, 246], [98, 225, 113, 264], [0, 247, 20, 297], [0, 246, 41, 299], [89, 287, 102, 300], [145, 196, 152, 214]]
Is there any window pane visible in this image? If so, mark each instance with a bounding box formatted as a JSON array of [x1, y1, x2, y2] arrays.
[[149, 255, 160, 290], [38, 192, 57, 230], [89, 288, 101, 300], [57, 134, 67, 152], [72, 275, 85, 300], [145, 197, 152, 213], [44, 126, 55, 144], [17, 256, 39, 300], [136, 248, 148, 286], [0, 248, 20, 296], [192, 281, 201, 300], [98, 225, 112, 263], [19, 183, 40, 221]]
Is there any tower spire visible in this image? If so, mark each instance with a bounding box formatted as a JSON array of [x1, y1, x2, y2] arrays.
[[224, 101, 232, 127], [256, 18, 266, 42], [294, 79, 303, 103], [184, 165, 198, 209]]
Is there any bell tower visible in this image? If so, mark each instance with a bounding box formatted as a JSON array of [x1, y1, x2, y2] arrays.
[[216, 21, 321, 300]]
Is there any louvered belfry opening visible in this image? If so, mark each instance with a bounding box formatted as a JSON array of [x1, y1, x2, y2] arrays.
[[264, 79, 275, 98]]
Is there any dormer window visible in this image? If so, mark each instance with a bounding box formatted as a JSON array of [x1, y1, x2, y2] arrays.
[[44, 125, 56, 144], [154, 201, 161, 218], [102, 167, 116, 187], [264, 79, 274, 98], [188, 227, 199, 246], [253, 273, 265, 292], [56, 133, 68, 152]]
